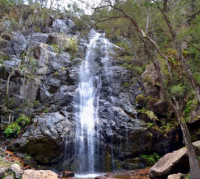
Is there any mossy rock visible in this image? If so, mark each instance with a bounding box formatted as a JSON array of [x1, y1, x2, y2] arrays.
[[135, 94, 146, 107], [25, 137, 63, 164]]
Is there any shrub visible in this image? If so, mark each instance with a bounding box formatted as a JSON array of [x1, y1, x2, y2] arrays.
[[147, 122, 154, 128], [4, 114, 30, 138], [16, 114, 30, 127], [4, 123, 20, 138], [194, 72, 200, 85], [141, 153, 160, 165], [170, 84, 186, 98], [64, 37, 78, 54]]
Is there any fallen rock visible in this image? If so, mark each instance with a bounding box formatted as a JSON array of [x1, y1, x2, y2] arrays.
[[0, 167, 8, 178], [63, 170, 74, 177], [22, 170, 58, 179], [150, 141, 200, 178], [167, 173, 183, 179], [10, 164, 23, 178], [5, 175, 14, 179], [149, 147, 187, 178]]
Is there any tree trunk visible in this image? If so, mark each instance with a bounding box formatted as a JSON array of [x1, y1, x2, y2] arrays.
[[174, 107, 200, 178], [163, 0, 168, 13]]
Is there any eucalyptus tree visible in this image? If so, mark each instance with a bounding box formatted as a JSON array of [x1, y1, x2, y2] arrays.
[[93, 0, 200, 177]]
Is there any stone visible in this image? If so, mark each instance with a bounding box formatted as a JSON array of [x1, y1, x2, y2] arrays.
[[5, 175, 14, 179], [27, 33, 49, 44], [24, 157, 37, 168], [8, 112, 73, 164], [52, 19, 68, 34], [4, 33, 27, 57], [22, 170, 58, 179], [3, 56, 21, 74], [0, 167, 8, 178], [167, 173, 183, 179], [150, 147, 189, 178], [10, 164, 23, 178], [63, 170, 74, 177]]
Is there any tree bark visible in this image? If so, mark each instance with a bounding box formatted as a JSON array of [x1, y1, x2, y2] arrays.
[[173, 102, 200, 178]]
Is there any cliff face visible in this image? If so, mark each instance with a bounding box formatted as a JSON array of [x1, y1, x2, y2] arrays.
[[0, 18, 195, 172]]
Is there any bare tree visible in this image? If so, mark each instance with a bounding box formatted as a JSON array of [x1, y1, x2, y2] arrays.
[[93, 0, 200, 177]]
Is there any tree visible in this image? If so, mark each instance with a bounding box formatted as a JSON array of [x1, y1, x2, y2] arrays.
[[93, 0, 200, 177]]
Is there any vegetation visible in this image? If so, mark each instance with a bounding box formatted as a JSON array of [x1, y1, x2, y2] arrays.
[[4, 122, 20, 138], [4, 114, 30, 138], [141, 153, 160, 165], [93, 0, 200, 176]]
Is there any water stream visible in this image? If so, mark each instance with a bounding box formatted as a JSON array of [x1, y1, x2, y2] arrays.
[[74, 30, 115, 174]]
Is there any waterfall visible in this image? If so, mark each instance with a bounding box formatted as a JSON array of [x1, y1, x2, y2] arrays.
[[74, 30, 100, 173], [73, 30, 117, 174]]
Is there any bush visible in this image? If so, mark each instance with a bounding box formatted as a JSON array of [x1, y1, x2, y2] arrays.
[[16, 114, 30, 127], [4, 114, 30, 138], [4, 123, 20, 138], [170, 84, 186, 98], [141, 153, 160, 165]]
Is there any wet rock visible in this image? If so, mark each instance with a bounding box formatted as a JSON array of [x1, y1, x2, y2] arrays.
[[63, 170, 74, 177], [22, 169, 58, 179], [24, 157, 38, 168], [10, 164, 23, 178]]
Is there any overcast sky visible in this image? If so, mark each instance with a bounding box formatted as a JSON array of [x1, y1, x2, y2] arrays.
[[59, 0, 102, 14]]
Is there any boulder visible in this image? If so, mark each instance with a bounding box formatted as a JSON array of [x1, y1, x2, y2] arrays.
[[4, 33, 27, 57], [10, 164, 23, 178], [5, 175, 14, 179], [0, 167, 8, 178], [150, 141, 200, 178], [52, 19, 69, 34], [149, 147, 187, 178], [167, 173, 183, 179], [22, 170, 58, 179]]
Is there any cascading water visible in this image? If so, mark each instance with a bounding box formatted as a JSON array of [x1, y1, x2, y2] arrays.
[[74, 30, 116, 175], [74, 30, 101, 173]]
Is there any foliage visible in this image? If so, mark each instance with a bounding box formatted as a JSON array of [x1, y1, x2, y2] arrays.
[[3, 97, 15, 108], [64, 37, 78, 54], [184, 99, 198, 121], [4, 122, 20, 138], [147, 122, 154, 128], [16, 114, 30, 127], [170, 84, 186, 98], [141, 153, 160, 165], [4, 114, 30, 138]]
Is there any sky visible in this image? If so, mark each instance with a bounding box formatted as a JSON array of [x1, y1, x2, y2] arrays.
[[59, 0, 103, 14]]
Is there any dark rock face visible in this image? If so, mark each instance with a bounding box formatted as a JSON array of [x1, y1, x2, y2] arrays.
[[8, 112, 74, 164], [1, 20, 183, 172]]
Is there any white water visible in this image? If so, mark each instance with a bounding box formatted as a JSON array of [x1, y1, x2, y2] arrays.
[[74, 30, 117, 173], [75, 30, 101, 172]]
